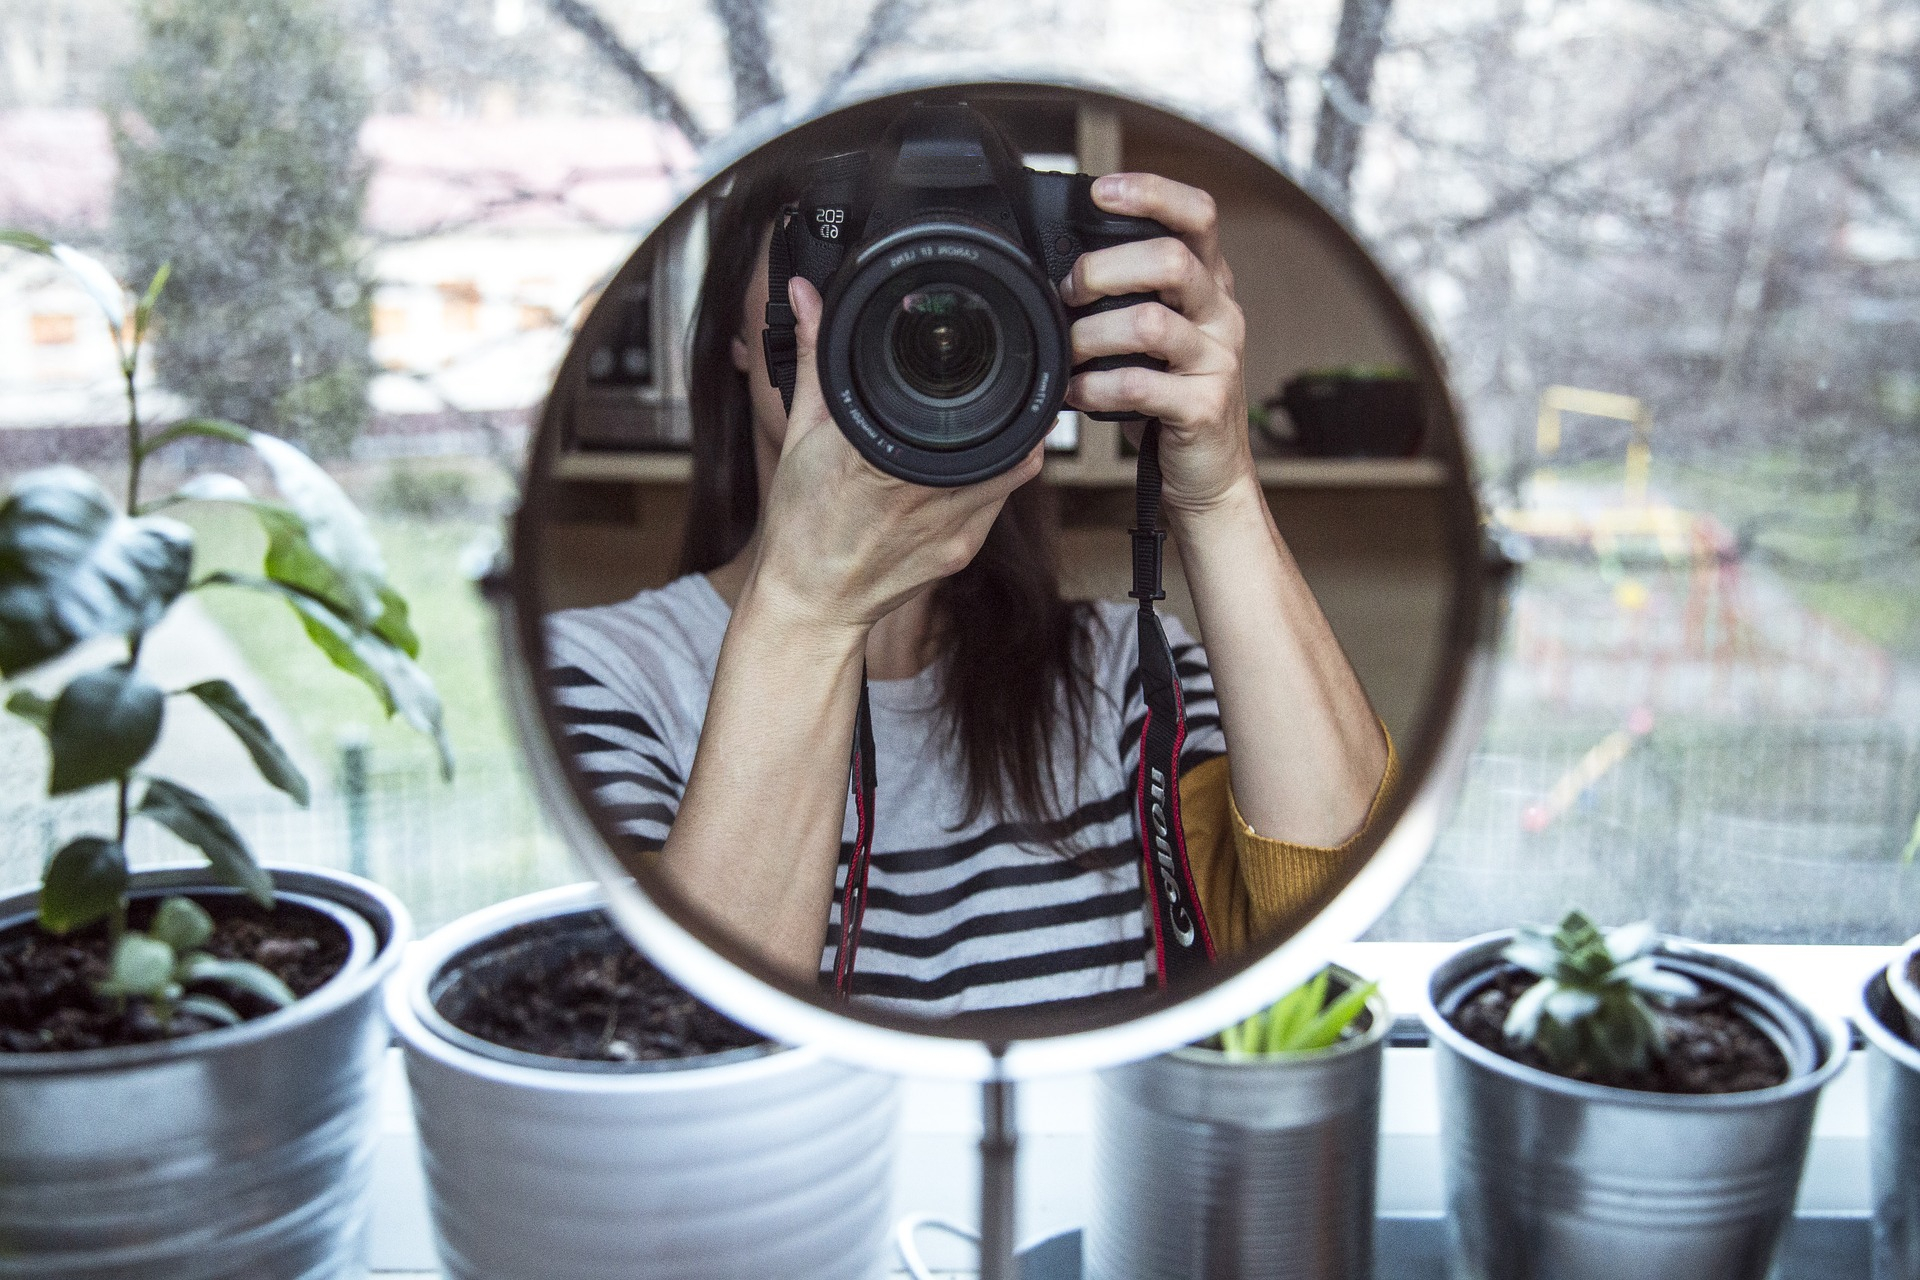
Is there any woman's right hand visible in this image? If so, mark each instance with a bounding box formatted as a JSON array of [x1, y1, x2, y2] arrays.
[[744, 277, 1043, 635]]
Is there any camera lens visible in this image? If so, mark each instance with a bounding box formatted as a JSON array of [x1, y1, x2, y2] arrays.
[[850, 268, 1033, 452], [887, 286, 999, 402]]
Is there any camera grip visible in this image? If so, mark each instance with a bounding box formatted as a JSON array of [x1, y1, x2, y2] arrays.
[[1072, 290, 1168, 422]]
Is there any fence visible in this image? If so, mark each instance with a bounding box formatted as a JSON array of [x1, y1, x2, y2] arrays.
[[1372, 720, 1920, 943], [0, 747, 578, 933], [6, 723, 1919, 945]]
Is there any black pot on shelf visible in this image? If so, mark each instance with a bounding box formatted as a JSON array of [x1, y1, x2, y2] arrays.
[[1267, 369, 1424, 458]]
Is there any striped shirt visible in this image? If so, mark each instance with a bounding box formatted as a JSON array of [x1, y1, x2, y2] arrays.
[[545, 574, 1225, 1018]]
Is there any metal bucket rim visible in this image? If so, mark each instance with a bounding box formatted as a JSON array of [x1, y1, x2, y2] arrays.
[[1167, 961, 1391, 1069], [1857, 965, 1920, 1073], [388, 883, 825, 1093], [1882, 932, 1920, 1033], [1417, 930, 1849, 1110], [0, 863, 410, 1077]]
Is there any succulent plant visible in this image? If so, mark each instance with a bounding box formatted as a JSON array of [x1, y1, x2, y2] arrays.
[[1215, 967, 1379, 1059], [1501, 910, 1700, 1076]]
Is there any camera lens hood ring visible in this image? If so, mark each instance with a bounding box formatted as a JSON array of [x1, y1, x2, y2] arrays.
[[818, 220, 1069, 487]]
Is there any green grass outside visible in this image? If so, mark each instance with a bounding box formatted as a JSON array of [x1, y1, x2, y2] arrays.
[[180, 503, 516, 772]]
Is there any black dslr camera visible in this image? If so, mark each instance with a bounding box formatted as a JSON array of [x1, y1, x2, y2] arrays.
[[762, 104, 1170, 486]]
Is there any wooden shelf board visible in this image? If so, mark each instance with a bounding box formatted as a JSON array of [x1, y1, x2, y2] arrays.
[[551, 451, 1448, 489]]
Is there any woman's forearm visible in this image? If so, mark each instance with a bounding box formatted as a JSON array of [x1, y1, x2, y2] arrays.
[[657, 584, 867, 979], [1171, 472, 1388, 847]]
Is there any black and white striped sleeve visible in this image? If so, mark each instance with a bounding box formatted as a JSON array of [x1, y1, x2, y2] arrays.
[[544, 611, 691, 856]]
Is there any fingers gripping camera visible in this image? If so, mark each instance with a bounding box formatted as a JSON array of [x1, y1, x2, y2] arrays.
[[762, 104, 1170, 487]]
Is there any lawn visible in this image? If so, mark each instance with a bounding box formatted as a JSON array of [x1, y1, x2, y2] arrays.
[[180, 503, 518, 773]]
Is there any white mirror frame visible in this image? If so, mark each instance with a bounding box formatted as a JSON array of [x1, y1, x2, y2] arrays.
[[495, 69, 1509, 1081]]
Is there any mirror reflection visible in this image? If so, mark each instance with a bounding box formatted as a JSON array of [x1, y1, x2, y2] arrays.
[[518, 86, 1474, 1029]]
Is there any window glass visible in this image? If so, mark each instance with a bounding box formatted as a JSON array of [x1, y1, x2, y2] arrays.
[[2, 0, 1913, 941]]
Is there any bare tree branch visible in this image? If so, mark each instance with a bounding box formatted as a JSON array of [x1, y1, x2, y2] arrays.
[[1253, 0, 1291, 159], [710, 0, 781, 119], [840, 0, 923, 79], [1312, 0, 1394, 200], [542, 0, 709, 147]]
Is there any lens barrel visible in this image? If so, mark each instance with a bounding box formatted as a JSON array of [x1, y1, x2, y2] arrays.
[[818, 221, 1069, 487]]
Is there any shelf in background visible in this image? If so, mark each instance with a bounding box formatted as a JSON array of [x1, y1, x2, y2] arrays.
[[549, 451, 1450, 489]]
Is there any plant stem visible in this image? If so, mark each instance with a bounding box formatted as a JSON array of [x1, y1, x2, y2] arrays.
[[114, 339, 144, 947]]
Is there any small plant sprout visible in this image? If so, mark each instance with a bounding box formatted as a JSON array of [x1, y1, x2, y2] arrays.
[[1501, 910, 1701, 1076], [96, 897, 295, 1029], [0, 231, 447, 1036], [1214, 967, 1379, 1060]]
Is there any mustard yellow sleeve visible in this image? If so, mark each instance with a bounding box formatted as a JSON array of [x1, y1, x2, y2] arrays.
[[1176, 729, 1400, 955]]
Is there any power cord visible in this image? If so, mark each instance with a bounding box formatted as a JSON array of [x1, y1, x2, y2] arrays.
[[894, 1213, 981, 1280]]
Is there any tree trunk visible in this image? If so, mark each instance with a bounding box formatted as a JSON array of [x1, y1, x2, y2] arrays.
[[710, 0, 782, 121], [541, 0, 709, 147], [1312, 0, 1394, 200]]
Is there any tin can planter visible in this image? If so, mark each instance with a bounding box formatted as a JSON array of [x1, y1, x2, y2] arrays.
[[1420, 933, 1847, 1280], [385, 882, 901, 1280], [1858, 945, 1920, 1280], [0, 864, 410, 1279], [1086, 965, 1388, 1280]]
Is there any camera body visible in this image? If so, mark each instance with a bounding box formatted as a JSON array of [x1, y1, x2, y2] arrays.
[[763, 104, 1169, 486]]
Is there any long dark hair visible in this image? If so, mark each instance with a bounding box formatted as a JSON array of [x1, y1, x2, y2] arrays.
[[677, 162, 1095, 832]]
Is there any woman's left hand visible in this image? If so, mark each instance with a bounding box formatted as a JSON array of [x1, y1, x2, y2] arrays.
[[1061, 172, 1255, 515]]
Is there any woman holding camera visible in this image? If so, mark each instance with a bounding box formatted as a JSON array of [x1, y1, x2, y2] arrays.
[[549, 164, 1395, 1016]]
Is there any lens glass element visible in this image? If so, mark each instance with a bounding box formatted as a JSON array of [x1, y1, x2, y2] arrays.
[[887, 286, 1000, 402]]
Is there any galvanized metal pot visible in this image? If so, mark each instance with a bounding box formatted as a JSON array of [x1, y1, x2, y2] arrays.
[[385, 882, 901, 1280], [0, 864, 410, 1279], [1086, 965, 1388, 1280], [1857, 960, 1920, 1280], [1881, 932, 1920, 1043], [1420, 933, 1848, 1280]]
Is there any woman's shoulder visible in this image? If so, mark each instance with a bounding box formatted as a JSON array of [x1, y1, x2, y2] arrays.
[[544, 573, 729, 688]]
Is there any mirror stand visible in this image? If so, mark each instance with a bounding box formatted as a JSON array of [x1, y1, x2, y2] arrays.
[[980, 1078, 1018, 1280]]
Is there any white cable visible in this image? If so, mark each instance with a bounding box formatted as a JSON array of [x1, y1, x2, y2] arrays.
[[893, 1213, 981, 1280]]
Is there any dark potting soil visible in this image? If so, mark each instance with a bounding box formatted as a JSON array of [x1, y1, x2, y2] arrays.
[[1448, 967, 1790, 1094], [438, 931, 765, 1063], [0, 896, 350, 1053]]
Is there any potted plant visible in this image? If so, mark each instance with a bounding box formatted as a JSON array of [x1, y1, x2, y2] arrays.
[[1420, 909, 1849, 1280], [384, 882, 902, 1280], [0, 232, 445, 1275], [1856, 932, 1920, 1278], [1086, 965, 1386, 1280]]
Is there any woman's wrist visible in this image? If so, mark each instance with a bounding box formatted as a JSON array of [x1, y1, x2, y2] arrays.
[[732, 567, 871, 663], [1165, 463, 1266, 539]]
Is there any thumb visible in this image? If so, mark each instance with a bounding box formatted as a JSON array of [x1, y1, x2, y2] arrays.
[[781, 276, 828, 458]]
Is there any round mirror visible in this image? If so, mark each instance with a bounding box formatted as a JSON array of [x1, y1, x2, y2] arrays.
[[497, 77, 1500, 1079]]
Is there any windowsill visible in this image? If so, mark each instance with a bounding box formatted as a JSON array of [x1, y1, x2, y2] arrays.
[[368, 940, 1898, 1276]]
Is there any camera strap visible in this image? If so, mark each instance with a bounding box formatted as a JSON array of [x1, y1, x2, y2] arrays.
[[1128, 419, 1216, 987]]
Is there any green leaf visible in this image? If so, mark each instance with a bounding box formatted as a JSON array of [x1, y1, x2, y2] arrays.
[[133, 261, 170, 346], [185, 679, 310, 805], [139, 417, 252, 459], [39, 837, 128, 933], [1295, 979, 1381, 1052], [0, 229, 55, 255], [197, 573, 451, 778], [49, 244, 128, 332], [99, 933, 176, 999], [136, 777, 273, 907], [148, 895, 213, 953], [180, 954, 295, 1008], [6, 687, 52, 731], [0, 467, 194, 675], [48, 664, 165, 794], [175, 993, 241, 1027], [247, 432, 388, 625]]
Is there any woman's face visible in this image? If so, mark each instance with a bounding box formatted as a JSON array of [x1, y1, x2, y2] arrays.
[[728, 222, 790, 471]]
